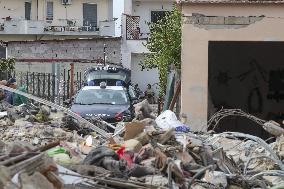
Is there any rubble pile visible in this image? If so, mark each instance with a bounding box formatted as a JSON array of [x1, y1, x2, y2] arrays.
[[0, 97, 284, 188]]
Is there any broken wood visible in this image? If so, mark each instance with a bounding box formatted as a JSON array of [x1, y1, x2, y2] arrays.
[[169, 80, 181, 111]]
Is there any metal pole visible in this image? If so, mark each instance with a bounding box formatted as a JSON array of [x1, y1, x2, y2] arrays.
[[103, 44, 107, 66], [56, 63, 60, 105], [70, 63, 74, 97]]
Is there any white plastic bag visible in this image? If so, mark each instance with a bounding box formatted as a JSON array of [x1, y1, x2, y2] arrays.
[[155, 110, 184, 130]]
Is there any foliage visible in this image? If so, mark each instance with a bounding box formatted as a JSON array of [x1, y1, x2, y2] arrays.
[[142, 6, 181, 96], [0, 58, 15, 72]]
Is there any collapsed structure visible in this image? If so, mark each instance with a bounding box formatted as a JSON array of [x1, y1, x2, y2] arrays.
[[0, 85, 283, 189]]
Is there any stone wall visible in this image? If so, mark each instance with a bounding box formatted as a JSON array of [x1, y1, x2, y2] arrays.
[[7, 38, 122, 74]]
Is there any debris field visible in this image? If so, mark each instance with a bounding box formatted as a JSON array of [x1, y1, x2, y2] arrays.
[[0, 89, 284, 189]]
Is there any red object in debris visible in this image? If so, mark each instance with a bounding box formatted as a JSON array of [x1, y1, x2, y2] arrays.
[[114, 112, 123, 121], [116, 146, 135, 168], [116, 146, 125, 159]]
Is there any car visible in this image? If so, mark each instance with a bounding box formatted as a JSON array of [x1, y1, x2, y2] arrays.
[[70, 83, 134, 125]]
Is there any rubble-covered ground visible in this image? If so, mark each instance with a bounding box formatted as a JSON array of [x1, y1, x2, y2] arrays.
[[0, 96, 284, 189]]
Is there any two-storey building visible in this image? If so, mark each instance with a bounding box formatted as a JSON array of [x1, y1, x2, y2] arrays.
[[121, 0, 174, 94], [0, 0, 175, 96], [0, 0, 123, 73]]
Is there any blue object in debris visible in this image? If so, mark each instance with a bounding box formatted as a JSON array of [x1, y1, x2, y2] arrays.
[[175, 125, 190, 133]]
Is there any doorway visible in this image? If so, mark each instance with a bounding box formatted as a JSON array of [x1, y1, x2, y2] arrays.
[[208, 41, 284, 138]]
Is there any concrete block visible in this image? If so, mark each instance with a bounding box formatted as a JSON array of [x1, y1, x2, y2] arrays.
[[124, 139, 142, 153], [249, 16, 264, 24], [200, 16, 210, 25], [225, 17, 250, 25], [209, 17, 225, 25]]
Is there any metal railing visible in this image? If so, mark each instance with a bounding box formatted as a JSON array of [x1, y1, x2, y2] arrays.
[[0, 70, 85, 104], [126, 15, 149, 40]]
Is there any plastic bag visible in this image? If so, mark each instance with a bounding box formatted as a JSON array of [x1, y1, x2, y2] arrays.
[[155, 110, 189, 131]]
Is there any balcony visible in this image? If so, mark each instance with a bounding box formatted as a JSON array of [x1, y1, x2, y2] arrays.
[[125, 15, 149, 40], [0, 19, 116, 37]]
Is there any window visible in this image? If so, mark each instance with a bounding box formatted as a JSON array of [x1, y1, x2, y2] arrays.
[[75, 89, 129, 105], [46, 1, 53, 21], [0, 46, 6, 59], [25, 2, 31, 20], [83, 3, 97, 31], [151, 11, 169, 23]]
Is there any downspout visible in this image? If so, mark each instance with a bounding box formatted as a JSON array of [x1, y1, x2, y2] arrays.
[[36, 0, 39, 40], [36, 0, 39, 20]]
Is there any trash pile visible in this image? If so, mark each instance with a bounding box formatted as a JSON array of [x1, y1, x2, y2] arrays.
[[0, 94, 284, 188]]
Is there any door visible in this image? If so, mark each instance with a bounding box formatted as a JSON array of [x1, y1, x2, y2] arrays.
[[25, 2, 31, 20], [83, 3, 97, 31]]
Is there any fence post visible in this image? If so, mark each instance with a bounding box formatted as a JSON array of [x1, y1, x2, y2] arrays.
[[52, 74, 56, 102], [79, 72, 82, 89], [43, 73, 46, 98], [26, 72, 29, 94], [67, 70, 70, 99], [37, 73, 40, 97], [76, 72, 79, 92], [48, 73, 51, 100], [63, 69, 66, 102], [70, 63, 74, 97], [32, 72, 35, 95]]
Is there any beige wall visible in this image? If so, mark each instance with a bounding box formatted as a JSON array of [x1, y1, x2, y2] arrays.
[[0, 0, 111, 25], [181, 4, 284, 131], [0, 0, 37, 21]]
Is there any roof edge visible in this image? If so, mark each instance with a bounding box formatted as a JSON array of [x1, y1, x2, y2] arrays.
[[178, 0, 284, 4]]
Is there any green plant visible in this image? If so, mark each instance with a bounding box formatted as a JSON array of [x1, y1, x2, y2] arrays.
[[142, 6, 181, 96], [0, 58, 15, 72]]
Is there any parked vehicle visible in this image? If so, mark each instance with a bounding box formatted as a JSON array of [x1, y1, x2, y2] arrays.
[[84, 65, 131, 87], [70, 83, 134, 124]]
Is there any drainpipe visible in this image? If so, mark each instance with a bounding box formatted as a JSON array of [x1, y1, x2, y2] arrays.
[[36, 0, 39, 20]]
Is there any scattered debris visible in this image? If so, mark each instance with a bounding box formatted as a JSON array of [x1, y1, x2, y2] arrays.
[[0, 86, 284, 188]]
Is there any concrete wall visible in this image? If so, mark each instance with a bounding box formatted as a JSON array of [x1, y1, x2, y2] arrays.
[[120, 0, 174, 98], [0, 0, 112, 25], [8, 38, 122, 73], [181, 3, 284, 131], [0, 0, 38, 21], [131, 54, 159, 95], [8, 38, 121, 61]]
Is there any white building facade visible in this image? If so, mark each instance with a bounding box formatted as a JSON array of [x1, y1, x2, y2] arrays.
[[0, 0, 124, 74], [121, 0, 174, 93], [0, 0, 120, 39], [0, 0, 174, 95]]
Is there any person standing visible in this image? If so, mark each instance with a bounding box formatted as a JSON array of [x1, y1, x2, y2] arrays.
[[13, 83, 28, 106], [144, 84, 155, 104], [134, 84, 142, 98], [4, 78, 17, 105]]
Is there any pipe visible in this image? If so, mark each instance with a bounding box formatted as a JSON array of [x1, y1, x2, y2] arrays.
[[37, 0, 39, 20]]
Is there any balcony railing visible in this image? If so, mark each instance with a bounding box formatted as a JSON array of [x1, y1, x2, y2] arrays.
[[44, 25, 99, 32], [0, 19, 115, 36], [126, 15, 149, 40]]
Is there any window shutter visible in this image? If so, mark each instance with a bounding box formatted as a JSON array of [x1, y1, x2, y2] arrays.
[[46, 2, 53, 21], [25, 2, 31, 20]]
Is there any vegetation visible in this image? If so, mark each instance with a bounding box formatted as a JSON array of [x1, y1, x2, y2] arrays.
[[0, 58, 15, 72], [142, 6, 181, 96]]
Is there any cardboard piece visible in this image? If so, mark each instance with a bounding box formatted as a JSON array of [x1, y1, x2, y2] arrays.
[[123, 122, 145, 141]]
